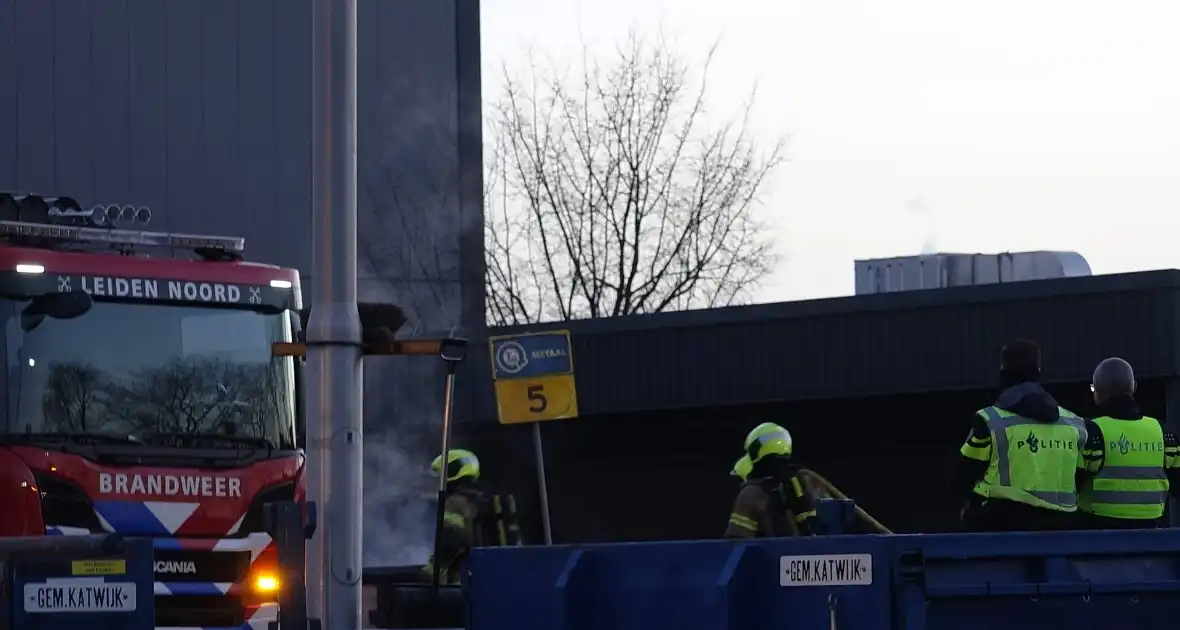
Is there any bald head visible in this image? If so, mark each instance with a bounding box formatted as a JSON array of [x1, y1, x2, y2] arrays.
[[1092, 357, 1136, 403]]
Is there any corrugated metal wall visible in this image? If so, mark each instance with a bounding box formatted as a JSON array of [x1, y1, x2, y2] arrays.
[[469, 272, 1180, 543], [478, 271, 1180, 420], [0, 0, 484, 330], [0, 0, 486, 566], [0, 0, 311, 266], [476, 379, 1175, 542]]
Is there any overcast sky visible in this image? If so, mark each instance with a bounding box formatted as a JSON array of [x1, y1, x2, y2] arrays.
[[481, 0, 1180, 302]]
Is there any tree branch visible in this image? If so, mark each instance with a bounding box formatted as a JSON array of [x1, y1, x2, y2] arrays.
[[484, 30, 784, 325]]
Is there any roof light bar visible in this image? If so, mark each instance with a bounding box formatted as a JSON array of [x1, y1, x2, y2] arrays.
[[53, 204, 152, 227], [2, 192, 152, 228], [0, 219, 245, 253]]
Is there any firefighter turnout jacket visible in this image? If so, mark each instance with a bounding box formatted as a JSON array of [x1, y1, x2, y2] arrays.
[[424, 486, 522, 584], [726, 472, 818, 538]]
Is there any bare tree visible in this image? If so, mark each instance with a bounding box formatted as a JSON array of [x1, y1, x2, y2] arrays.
[[485, 32, 785, 325], [108, 358, 254, 436], [42, 362, 106, 433], [222, 363, 292, 439], [35, 357, 292, 447]]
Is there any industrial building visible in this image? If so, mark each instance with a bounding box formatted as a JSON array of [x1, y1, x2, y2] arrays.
[[466, 261, 1180, 543], [0, 0, 486, 567]]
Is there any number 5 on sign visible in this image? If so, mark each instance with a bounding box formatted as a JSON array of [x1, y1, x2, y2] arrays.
[[495, 374, 579, 425]]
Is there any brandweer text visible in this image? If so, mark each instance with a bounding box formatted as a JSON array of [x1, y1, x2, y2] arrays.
[[98, 472, 242, 497]]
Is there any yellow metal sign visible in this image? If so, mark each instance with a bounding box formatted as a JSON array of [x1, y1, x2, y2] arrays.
[[489, 331, 579, 425], [494, 373, 579, 425], [72, 559, 126, 576]]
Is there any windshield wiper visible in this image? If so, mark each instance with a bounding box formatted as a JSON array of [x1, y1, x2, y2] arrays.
[[136, 432, 277, 451], [207, 435, 277, 450], [0, 432, 142, 446]]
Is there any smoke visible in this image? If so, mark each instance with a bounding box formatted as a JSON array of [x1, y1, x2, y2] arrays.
[[362, 425, 436, 566], [906, 197, 939, 254], [355, 60, 471, 569], [357, 280, 451, 568]]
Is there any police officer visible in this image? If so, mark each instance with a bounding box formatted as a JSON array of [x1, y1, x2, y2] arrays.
[[954, 339, 1088, 531], [422, 449, 522, 584], [725, 423, 818, 538], [1076, 357, 1180, 529]]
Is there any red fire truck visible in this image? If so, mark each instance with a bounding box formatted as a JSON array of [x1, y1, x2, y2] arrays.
[[0, 192, 304, 629]]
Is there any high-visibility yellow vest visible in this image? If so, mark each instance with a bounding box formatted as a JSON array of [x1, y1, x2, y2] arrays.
[[1078, 416, 1168, 519], [972, 406, 1086, 512]]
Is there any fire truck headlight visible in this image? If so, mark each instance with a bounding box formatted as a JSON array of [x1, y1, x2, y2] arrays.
[[253, 573, 280, 593]]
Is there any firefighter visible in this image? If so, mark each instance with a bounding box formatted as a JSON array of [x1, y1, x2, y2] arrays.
[[725, 423, 819, 538], [954, 339, 1088, 532], [1076, 357, 1180, 529], [731, 454, 753, 482], [421, 449, 522, 584]]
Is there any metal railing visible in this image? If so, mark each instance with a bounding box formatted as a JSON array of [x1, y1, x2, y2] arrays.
[[800, 468, 893, 535]]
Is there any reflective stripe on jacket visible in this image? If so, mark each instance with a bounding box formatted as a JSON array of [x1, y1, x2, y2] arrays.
[[972, 406, 1086, 512], [725, 475, 816, 538], [422, 489, 521, 584], [1079, 415, 1168, 519]]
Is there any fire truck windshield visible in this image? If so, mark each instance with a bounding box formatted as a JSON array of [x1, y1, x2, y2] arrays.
[[0, 298, 296, 450]]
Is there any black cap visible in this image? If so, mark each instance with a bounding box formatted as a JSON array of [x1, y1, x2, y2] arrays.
[[1001, 339, 1041, 381]]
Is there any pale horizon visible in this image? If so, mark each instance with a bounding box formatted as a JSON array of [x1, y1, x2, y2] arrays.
[[482, 0, 1180, 305]]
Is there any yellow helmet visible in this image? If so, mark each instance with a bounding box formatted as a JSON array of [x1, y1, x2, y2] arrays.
[[743, 422, 793, 464], [731, 455, 754, 481], [430, 449, 481, 483]]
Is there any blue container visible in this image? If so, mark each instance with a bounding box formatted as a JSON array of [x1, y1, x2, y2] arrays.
[[469, 536, 892, 630], [891, 529, 1180, 630], [469, 527, 1180, 630], [9, 534, 154, 630]]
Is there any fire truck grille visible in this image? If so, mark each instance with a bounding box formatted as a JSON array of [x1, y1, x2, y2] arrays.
[[154, 549, 250, 583], [155, 594, 245, 628]]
